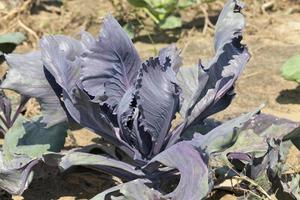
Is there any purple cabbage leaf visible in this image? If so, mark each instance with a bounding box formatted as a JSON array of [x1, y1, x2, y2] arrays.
[[167, 0, 250, 147]]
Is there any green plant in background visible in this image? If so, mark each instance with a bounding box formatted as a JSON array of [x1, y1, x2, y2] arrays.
[[127, 0, 215, 29], [282, 54, 300, 83], [128, 0, 182, 29]]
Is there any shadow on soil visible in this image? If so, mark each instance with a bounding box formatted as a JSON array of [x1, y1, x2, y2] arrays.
[[276, 85, 300, 104], [22, 165, 116, 200]]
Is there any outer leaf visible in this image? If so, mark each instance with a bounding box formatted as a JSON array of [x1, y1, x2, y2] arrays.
[[145, 142, 210, 200], [116, 179, 165, 200], [241, 113, 300, 140], [0, 32, 26, 45], [184, 0, 250, 127], [225, 114, 300, 179], [59, 150, 145, 180], [40, 35, 121, 146], [40, 36, 83, 97], [80, 15, 141, 112], [90, 179, 163, 200], [189, 106, 262, 154], [3, 116, 68, 161], [1, 51, 67, 126], [0, 152, 38, 195], [281, 54, 300, 83]]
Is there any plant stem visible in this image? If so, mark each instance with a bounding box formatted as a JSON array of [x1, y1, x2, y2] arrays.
[[143, 8, 159, 24]]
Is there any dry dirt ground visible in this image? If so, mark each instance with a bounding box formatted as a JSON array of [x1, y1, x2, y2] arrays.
[[0, 0, 300, 199]]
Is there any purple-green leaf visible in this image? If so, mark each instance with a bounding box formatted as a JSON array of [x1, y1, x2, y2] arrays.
[[189, 106, 262, 154], [90, 179, 165, 200], [1, 51, 66, 126]]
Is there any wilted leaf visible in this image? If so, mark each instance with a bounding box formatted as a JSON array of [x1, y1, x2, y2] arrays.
[[225, 113, 300, 180], [280, 173, 300, 200]]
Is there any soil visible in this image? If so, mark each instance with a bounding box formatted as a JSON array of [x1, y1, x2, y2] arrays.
[[0, 0, 300, 199]]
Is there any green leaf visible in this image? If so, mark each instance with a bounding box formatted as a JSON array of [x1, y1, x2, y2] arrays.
[[0, 33, 26, 45], [178, 0, 197, 9], [281, 54, 300, 83], [127, 0, 147, 7], [128, 0, 179, 22], [144, 0, 179, 11], [159, 15, 182, 29], [0, 33, 26, 55], [3, 115, 68, 161]]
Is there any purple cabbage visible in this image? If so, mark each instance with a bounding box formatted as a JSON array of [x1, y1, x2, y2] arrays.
[[0, 0, 298, 199]]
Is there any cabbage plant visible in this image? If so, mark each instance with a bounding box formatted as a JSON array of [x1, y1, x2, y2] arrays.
[[0, 0, 299, 199], [126, 0, 216, 30], [128, 0, 182, 29]]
